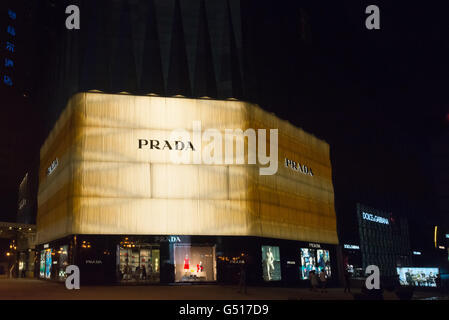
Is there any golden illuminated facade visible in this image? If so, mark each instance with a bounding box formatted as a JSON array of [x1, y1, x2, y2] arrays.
[[37, 92, 338, 245]]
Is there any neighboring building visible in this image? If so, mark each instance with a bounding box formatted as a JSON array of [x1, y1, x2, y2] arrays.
[[1, 3, 18, 91], [0, 222, 36, 278], [1, 0, 36, 96], [357, 204, 411, 277], [35, 0, 248, 135], [17, 172, 38, 225], [35, 92, 339, 285], [1, 0, 41, 224], [342, 203, 412, 281], [34, 0, 316, 137], [17, 173, 31, 224]]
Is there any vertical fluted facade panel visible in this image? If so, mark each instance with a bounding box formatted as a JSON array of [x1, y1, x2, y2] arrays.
[[167, 0, 192, 96], [193, 0, 217, 97], [140, 0, 165, 95]]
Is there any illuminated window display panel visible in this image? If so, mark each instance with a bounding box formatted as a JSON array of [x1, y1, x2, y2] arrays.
[[397, 267, 439, 287], [174, 244, 216, 282], [300, 248, 317, 279], [39, 250, 45, 278], [118, 244, 160, 283], [19, 260, 24, 272], [45, 249, 52, 279], [261, 246, 281, 281], [58, 245, 69, 281], [316, 249, 331, 277]]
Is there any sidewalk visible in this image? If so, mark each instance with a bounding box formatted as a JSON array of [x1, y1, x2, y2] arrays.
[[0, 278, 446, 300]]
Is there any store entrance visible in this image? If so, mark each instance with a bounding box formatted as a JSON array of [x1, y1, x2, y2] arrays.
[[117, 241, 160, 284]]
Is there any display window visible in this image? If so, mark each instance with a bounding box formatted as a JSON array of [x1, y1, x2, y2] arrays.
[[397, 267, 439, 287], [58, 245, 69, 281], [117, 240, 160, 283], [18, 252, 26, 274], [343, 250, 362, 278], [316, 249, 331, 277], [300, 248, 317, 279], [39, 250, 45, 278], [45, 249, 52, 279], [261, 245, 281, 281], [18, 252, 28, 278], [174, 244, 217, 282]]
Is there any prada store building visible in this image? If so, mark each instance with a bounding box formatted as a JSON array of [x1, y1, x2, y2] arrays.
[[36, 93, 339, 285]]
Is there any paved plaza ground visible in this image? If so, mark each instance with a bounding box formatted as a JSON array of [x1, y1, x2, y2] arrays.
[[0, 278, 447, 300]]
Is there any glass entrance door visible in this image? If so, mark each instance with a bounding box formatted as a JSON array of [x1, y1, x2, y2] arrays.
[[117, 241, 160, 284]]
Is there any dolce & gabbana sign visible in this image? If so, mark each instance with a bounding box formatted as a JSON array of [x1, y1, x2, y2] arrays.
[[361, 212, 389, 225]]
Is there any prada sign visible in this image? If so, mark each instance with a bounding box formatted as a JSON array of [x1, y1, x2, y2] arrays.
[[47, 158, 59, 176], [136, 120, 279, 175], [138, 139, 195, 151], [285, 158, 314, 176], [154, 236, 182, 243]]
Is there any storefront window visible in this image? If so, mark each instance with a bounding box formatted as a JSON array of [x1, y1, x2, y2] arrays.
[[397, 267, 439, 287], [58, 245, 69, 281], [174, 244, 216, 282], [39, 250, 45, 278], [316, 249, 331, 277], [261, 245, 281, 281], [118, 241, 160, 283], [45, 249, 52, 279], [300, 248, 317, 279]]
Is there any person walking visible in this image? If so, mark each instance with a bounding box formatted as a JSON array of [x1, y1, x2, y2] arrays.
[[309, 270, 319, 292], [141, 265, 147, 280], [319, 269, 328, 293], [344, 267, 351, 293], [135, 266, 141, 281], [237, 256, 248, 294], [435, 273, 443, 295]]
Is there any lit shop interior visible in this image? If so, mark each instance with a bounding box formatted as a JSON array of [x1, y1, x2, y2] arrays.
[[36, 235, 338, 285]]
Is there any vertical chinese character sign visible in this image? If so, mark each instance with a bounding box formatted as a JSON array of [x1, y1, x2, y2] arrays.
[[2, 8, 16, 87]]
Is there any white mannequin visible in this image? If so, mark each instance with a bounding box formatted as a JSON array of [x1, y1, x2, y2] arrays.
[[266, 247, 275, 280]]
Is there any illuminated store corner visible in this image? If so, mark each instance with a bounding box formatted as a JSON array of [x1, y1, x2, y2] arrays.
[[35, 92, 339, 285]]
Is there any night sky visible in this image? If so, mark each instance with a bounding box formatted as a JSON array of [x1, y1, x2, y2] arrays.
[[235, 0, 449, 249], [0, 1, 448, 251]]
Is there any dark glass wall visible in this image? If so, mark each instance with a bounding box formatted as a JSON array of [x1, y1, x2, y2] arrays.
[[36, 234, 339, 286]]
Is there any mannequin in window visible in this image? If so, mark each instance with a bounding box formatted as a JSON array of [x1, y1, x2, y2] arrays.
[[197, 261, 203, 272], [266, 247, 275, 280], [183, 254, 190, 272]]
